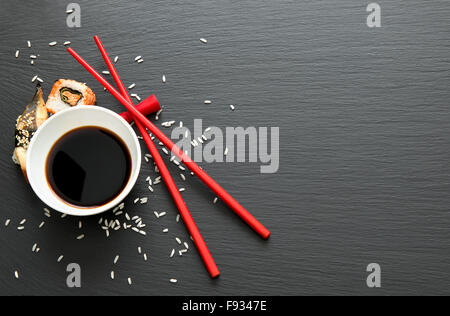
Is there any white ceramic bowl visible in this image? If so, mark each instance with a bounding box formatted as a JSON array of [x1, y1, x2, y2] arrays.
[[26, 106, 141, 216]]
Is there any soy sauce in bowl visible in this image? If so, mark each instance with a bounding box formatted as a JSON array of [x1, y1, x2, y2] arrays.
[[46, 126, 131, 207]]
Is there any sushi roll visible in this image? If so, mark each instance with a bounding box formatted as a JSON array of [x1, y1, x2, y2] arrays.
[[13, 84, 49, 179], [46, 79, 96, 114]]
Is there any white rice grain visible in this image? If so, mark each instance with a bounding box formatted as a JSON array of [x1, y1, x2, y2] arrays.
[[170, 278, 178, 283], [175, 237, 181, 244], [128, 277, 132, 285], [5, 219, 10, 227], [27, 40, 31, 48], [200, 38, 208, 44], [134, 55, 142, 61], [14, 271, 19, 279], [128, 83, 136, 89], [204, 100, 212, 104], [114, 255, 119, 264], [57, 255, 64, 263], [162, 75, 166, 83], [64, 41, 71, 46], [114, 56, 119, 63], [230, 104, 235, 111], [76, 234, 85, 240], [49, 41, 57, 46], [170, 249, 175, 257], [15, 50, 20, 58], [39, 221, 45, 228]]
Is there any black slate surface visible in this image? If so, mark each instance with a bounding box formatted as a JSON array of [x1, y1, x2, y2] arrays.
[[0, 0, 449, 295]]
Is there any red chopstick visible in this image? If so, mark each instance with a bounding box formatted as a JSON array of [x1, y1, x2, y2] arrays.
[[119, 94, 160, 123], [67, 46, 271, 240], [93, 36, 220, 278]]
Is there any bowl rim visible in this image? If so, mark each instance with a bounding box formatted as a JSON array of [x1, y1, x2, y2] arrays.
[[26, 105, 141, 216]]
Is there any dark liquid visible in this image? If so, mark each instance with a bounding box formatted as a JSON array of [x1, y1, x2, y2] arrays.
[[46, 126, 131, 207]]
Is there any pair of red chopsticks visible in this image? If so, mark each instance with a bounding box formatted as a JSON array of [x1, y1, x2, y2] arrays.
[[67, 36, 270, 278]]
